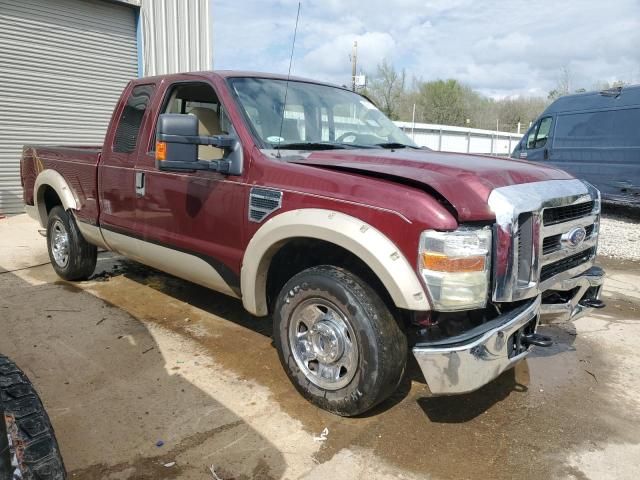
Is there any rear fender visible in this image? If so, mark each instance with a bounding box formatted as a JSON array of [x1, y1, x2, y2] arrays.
[[32, 170, 78, 227]]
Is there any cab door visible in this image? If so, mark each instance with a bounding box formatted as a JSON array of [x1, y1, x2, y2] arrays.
[[132, 80, 248, 296], [98, 83, 155, 244]]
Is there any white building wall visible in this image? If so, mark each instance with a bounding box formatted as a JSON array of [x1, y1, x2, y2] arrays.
[[139, 0, 213, 76]]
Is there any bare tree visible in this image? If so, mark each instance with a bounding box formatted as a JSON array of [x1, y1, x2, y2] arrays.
[[367, 59, 406, 120], [548, 66, 572, 100]]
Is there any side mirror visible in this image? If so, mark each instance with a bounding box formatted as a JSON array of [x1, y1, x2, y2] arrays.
[[155, 113, 243, 175]]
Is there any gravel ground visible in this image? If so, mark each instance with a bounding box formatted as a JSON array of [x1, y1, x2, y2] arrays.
[[599, 214, 640, 261]]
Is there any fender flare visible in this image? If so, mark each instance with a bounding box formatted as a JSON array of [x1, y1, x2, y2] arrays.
[[33, 170, 78, 227], [240, 208, 431, 316]]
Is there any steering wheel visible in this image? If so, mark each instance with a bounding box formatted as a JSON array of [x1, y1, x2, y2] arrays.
[[336, 131, 361, 143]]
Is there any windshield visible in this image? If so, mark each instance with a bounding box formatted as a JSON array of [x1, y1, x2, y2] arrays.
[[228, 77, 417, 150]]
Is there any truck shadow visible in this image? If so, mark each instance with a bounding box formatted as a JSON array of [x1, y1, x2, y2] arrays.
[[92, 254, 274, 338], [416, 367, 526, 423], [88, 253, 580, 424], [0, 267, 289, 479]]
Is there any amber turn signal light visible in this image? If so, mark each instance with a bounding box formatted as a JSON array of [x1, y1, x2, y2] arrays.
[[421, 252, 486, 273], [156, 141, 167, 161]]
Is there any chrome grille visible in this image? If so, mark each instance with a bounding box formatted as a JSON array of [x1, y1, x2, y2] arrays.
[[488, 179, 600, 303], [540, 247, 596, 281], [543, 201, 595, 225], [542, 224, 595, 255]]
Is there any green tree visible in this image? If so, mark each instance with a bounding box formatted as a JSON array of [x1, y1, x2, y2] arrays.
[[415, 79, 480, 126]]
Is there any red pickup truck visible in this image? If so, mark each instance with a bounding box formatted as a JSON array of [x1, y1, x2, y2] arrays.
[[21, 71, 605, 416]]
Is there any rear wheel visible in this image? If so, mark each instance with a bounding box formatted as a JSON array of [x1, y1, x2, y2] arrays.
[[273, 266, 407, 416], [46, 206, 96, 281], [0, 355, 66, 480]]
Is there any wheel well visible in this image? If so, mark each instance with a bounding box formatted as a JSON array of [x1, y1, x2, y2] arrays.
[[265, 237, 395, 314], [40, 185, 62, 217]]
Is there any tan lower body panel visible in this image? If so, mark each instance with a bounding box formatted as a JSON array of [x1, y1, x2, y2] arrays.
[[76, 221, 109, 250], [98, 228, 240, 299]]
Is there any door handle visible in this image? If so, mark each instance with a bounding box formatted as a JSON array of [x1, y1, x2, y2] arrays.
[[135, 171, 145, 197]]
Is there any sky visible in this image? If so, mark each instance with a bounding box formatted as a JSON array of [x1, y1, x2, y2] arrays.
[[213, 0, 640, 99]]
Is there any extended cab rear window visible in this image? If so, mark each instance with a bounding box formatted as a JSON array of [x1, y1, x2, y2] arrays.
[[113, 84, 154, 153]]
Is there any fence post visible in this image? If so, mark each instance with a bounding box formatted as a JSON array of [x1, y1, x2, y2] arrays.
[[438, 129, 443, 151]]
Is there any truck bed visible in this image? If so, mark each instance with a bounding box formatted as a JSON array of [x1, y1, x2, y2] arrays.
[[21, 145, 102, 224]]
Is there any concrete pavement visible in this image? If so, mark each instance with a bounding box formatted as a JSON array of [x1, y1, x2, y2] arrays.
[[1, 214, 639, 479]]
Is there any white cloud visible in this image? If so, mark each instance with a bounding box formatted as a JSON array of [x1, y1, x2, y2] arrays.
[[213, 0, 640, 98]]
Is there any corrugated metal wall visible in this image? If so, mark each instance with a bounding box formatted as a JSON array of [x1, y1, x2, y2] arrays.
[[140, 0, 213, 76], [0, 0, 138, 214]]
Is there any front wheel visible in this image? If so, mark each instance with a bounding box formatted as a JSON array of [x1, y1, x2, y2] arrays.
[[46, 206, 97, 281], [273, 266, 407, 416]]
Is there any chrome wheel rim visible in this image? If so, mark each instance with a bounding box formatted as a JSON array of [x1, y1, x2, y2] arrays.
[[51, 220, 70, 268], [288, 298, 359, 390]]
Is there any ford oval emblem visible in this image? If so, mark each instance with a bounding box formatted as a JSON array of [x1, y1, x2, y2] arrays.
[[561, 226, 587, 248]]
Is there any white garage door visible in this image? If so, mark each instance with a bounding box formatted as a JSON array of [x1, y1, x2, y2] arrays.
[[0, 0, 138, 214]]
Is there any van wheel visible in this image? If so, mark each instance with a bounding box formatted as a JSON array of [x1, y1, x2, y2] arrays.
[[273, 266, 407, 416], [46, 206, 97, 281], [0, 355, 66, 480]]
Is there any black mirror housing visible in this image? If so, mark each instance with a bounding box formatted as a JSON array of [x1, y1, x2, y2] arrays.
[[155, 113, 243, 175], [157, 114, 199, 168]]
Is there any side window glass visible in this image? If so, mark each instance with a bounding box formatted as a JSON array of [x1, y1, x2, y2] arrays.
[[155, 83, 230, 161], [114, 84, 153, 153], [555, 108, 640, 148], [534, 117, 553, 148], [526, 121, 539, 149]]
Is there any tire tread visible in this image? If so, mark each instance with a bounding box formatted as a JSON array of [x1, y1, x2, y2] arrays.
[[0, 355, 66, 480]]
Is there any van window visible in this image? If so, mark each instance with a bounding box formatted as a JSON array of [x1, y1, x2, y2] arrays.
[[114, 84, 154, 153], [555, 108, 640, 148], [526, 122, 538, 149], [526, 116, 552, 149], [534, 117, 552, 148]]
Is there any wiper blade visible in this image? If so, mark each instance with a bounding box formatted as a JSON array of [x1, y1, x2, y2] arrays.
[[375, 142, 418, 149], [275, 142, 349, 150]]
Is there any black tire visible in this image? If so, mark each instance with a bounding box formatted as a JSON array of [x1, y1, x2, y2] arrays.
[[273, 266, 407, 416], [46, 206, 96, 281], [0, 355, 66, 480]]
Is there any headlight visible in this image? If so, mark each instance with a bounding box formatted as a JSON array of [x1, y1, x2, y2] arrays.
[[419, 227, 492, 311]]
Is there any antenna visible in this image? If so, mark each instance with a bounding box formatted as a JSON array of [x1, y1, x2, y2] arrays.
[[276, 2, 301, 159]]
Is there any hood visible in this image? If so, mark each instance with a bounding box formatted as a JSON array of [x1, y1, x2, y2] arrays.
[[289, 149, 573, 221]]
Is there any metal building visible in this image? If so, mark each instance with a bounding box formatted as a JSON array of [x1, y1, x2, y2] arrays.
[[0, 0, 213, 215]]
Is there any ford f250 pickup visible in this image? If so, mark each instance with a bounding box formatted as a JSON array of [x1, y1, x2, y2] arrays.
[[20, 71, 606, 416]]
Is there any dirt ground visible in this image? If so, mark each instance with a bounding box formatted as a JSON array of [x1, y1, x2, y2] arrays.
[[1, 214, 639, 480]]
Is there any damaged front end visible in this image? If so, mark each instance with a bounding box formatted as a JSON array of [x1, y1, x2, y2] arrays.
[[411, 179, 606, 395]]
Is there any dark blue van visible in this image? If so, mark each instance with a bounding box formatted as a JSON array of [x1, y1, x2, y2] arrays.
[[511, 85, 640, 206]]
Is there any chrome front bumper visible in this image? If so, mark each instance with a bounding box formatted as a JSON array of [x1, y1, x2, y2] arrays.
[[540, 266, 605, 323], [413, 265, 606, 395], [413, 297, 540, 395]]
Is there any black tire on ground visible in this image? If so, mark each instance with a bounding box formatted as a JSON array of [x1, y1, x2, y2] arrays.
[[46, 206, 97, 281], [0, 355, 66, 480], [273, 266, 407, 417]]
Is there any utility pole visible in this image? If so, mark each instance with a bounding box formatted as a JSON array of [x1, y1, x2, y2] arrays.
[[411, 103, 416, 140], [351, 41, 358, 92]]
